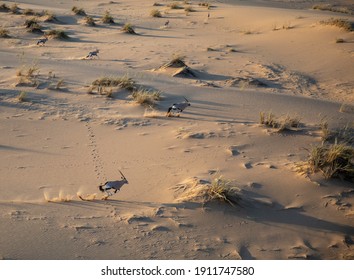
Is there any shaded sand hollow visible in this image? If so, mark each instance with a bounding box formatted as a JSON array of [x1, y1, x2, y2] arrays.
[[0, 0, 353, 259]]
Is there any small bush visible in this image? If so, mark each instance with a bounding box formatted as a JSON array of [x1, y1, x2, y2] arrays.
[[121, 23, 136, 34], [296, 143, 354, 180], [84, 16, 96, 26], [150, 9, 162, 17], [336, 38, 345, 43], [23, 8, 35, 15], [72, 6, 86, 16], [91, 75, 136, 94], [43, 11, 57, 22], [10, 4, 19, 14], [259, 111, 301, 132], [18, 91, 27, 102], [0, 28, 10, 38], [320, 18, 353, 31], [313, 4, 352, 15], [184, 6, 195, 13], [102, 11, 114, 24], [168, 3, 182, 9], [199, 2, 211, 9], [132, 88, 161, 105], [45, 29, 69, 39], [0, 3, 10, 12]]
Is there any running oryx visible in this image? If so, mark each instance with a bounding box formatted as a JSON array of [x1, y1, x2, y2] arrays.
[[98, 170, 128, 199], [166, 97, 191, 117], [86, 49, 99, 59], [37, 36, 48, 46]]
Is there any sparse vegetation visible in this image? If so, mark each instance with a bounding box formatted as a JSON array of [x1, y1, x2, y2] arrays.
[[121, 23, 136, 34], [184, 6, 195, 13], [150, 9, 162, 17], [259, 111, 301, 132], [336, 38, 345, 43], [72, 6, 86, 16], [168, 3, 182, 9], [320, 121, 354, 145], [0, 3, 10, 12], [199, 2, 211, 9], [153, 2, 162, 6], [320, 18, 353, 31], [313, 4, 353, 15], [0, 28, 10, 38], [24, 18, 43, 33], [91, 75, 136, 94], [45, 29, 69, 39], [102, 11, 115, 24], [42, 10, 57, 22], [296, 143, 354, 180], [84, 16, 96, 26], [23, 8, 35, 15], [10, 4, 19, 14], [131, 88, 161, 105], [18, 91, 27, 102]]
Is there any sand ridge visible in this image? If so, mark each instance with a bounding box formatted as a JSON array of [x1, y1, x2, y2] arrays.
[[0, 0, 353, 260]]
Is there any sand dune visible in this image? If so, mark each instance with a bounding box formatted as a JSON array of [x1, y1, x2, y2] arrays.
[[0, 0, 353, 260]]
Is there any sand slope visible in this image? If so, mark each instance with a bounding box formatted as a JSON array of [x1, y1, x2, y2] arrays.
[[0, 0, 353, 259]]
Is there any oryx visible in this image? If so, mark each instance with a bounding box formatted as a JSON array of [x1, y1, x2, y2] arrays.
[[37, 36, 48, 46], [98, 170, 128, 199], [86, 49, 99, 59], [166, 97, 191, 117]]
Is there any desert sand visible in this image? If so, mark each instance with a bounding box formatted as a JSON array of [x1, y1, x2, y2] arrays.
[[0, 0, 353, 260]]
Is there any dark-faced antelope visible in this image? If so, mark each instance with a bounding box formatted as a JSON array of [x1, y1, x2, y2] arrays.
[[166, 97, 190, 117], [86, 49, 99, 59], [98, 170, 128, 198], [37, 36, 48, 46]]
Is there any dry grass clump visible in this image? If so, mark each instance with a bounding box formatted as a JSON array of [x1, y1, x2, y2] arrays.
[[296, 143, 354, 180], [90, 75, 136, 95], [0, 3, 10, 12], [17, 91, 27, 102], [132, 88, 161, 105], [320, 18, 353, 31], [163, 55, 187, 68], [150, 9, 162, 17], [313, 4, 353, 15], [121, 23, 136, 34], [84, 16, 96, 26], [259, 111, 301, 132], [173, 176, 241, 207], [199, 2, 211, 9], [45, 29, 69, 39], [321, 122, 354, 145], [153, 2, 163, 6], [24, 18, 43, 33], [10, 3, 19, 14], [0, 28, 10, 38], [184, 6, 195, 13], [16, 63, 40, 87], [168, 3, 182, 9], [42, 10, 57, 22], [102, 11, 115, 24], [23, 8, 35, 15], [72, 6, 86, 16]]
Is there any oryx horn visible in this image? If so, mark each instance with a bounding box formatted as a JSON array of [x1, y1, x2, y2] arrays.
[[183, 97, 189, 103], [118, 169, 127, 180]]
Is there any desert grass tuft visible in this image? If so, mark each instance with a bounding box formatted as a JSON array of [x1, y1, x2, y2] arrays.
[[72, 6, 86, 16], [45, 29, 69, 39], [259, 111, 301, 132], [0, 3, 10, 12], [17, 91, 27, 102], [23, 8, 35, 15], [184, 6, 195, 13], [121, 23, 136, 34], [320, 18, 353, 31], [150, 9, 162, 17], [313, 4, 353, 15], [42, 10, 57, 22], [24, 18, 43, 33], [84, 16, 96, 26], [199, 2, 211, 9], [10, 4, 19, 14], [336, 38, 345, 43], [132, 88, 161, 106], [102, 11, 115, 24], [0, 28, 10, 38], [168, 3, 182, 9], [91, 75, 136, 94], [296, 143, 354, 180]]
